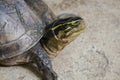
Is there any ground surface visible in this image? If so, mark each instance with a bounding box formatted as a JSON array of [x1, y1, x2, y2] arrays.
[[0, 0, 120, 80]]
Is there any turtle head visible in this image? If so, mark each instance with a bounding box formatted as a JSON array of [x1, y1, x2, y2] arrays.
[[41, 16, 86, 58], [51, 16, 86, 42]]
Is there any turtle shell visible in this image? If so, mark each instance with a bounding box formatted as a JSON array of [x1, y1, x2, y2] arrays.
[[0, 0, 52, 60]]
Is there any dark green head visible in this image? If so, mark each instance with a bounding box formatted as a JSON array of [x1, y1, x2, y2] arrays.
[[50, 17, 86, 42], [41, 16, 86, 57]]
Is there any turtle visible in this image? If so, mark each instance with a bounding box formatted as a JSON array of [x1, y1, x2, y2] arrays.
[[0, 0, 86, 80]]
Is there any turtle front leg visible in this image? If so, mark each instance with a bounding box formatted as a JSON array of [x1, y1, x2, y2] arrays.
[[31, 43, 57, 80], [34, 57, 57, 80]]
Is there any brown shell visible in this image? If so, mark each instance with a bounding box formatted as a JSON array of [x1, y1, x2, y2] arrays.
[[0, 0, 55, 60]]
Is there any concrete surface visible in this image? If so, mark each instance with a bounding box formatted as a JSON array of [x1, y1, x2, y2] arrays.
[[0, 0, 120, 80]]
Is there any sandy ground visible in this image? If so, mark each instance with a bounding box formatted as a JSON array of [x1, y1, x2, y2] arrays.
[[0, 0, 120, 80]]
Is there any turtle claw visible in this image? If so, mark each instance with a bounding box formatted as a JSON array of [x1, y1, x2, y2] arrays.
[[42, 69, 57, 80]]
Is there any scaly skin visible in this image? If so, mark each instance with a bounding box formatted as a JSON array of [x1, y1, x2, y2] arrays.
[[41, 17, 86, 58]]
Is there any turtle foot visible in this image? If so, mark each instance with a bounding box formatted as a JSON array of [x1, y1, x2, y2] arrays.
[[42, 68, 57, 80]]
